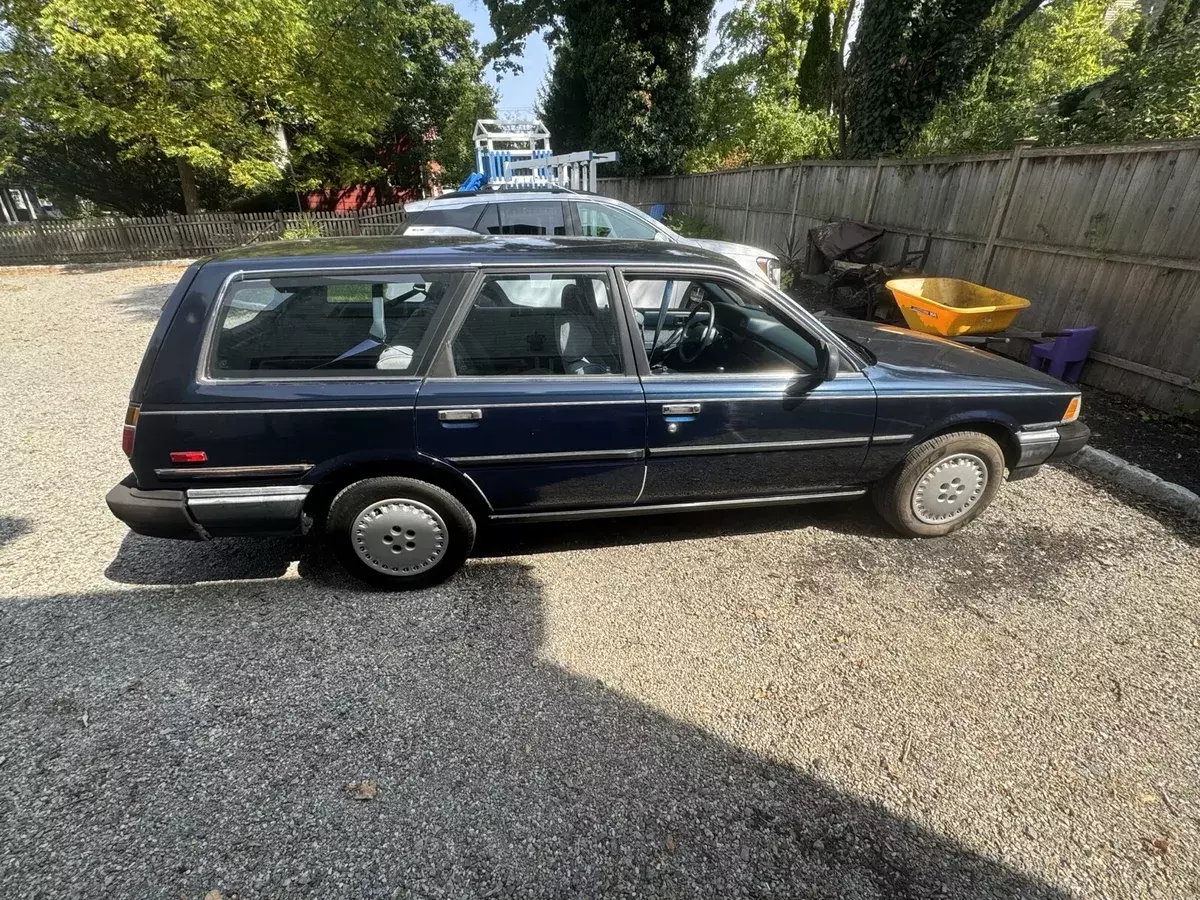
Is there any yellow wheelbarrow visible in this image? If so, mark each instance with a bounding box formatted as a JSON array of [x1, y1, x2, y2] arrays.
[[886, 277, 1030, 338]]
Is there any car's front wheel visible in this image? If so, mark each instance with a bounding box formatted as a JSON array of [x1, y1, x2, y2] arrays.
[[326, 476, 475, 589], [872, 431, 1006, 537]]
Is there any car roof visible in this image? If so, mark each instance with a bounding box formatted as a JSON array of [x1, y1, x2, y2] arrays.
[[201, 235, 733, 271]]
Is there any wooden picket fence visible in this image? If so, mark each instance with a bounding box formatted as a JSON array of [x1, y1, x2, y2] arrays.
[[0, 203, 408, 265]]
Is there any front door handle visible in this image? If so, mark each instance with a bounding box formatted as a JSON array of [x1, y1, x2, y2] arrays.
[[662, 403, 701, 415], [438, 408, 483, 422]]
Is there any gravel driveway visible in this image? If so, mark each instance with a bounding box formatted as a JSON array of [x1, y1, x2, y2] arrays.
[[1, 264, 1198, 899]]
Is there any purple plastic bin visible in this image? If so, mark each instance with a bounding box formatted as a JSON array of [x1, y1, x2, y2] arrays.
[[1027, 326, 1097, 383]]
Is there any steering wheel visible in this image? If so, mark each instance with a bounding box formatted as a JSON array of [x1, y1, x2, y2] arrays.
[[675, 300, 717, 363]]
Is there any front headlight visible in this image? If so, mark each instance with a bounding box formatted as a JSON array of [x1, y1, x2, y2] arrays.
[[1061, 395, 1081, 424], [756, 256, 781, 286]]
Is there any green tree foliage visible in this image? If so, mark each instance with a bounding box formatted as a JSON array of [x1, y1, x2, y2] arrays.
[[485, 0, 713, 175], [844, 0, 1050, 158], [1059, 11, 1200, 144], [914, 0, 1200, 154], [1, 0, 494, 212], [707, 0, 811, 96], [1152, 0, 1198, 40], [8, 128, 226, 215], [686, 0, 839, 168], [913, 0, 1128, 155], [795, 0, 835, 111]]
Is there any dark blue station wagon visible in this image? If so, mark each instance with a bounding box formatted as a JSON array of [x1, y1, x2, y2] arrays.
[[108, 236, 1089, 589]]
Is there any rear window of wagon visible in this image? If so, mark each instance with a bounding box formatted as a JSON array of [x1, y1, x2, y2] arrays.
[[209, 271, 466, 378]]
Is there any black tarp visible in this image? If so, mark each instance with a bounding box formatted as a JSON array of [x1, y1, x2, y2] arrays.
[[807, 222, 885, 272]]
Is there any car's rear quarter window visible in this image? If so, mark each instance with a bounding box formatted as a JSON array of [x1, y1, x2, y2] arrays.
[[405, 206, 485, 231], [209, 271, 465, 378]]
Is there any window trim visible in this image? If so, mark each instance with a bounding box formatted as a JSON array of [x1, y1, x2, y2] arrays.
[[197, 266, 474, 384], [431, 266, 638, 380]]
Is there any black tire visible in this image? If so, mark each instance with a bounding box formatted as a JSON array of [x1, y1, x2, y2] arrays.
[[326, 476, 476, 590], [871, 431, 1005, 538]]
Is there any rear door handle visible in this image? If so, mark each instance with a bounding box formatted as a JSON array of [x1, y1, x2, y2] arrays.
[[438, 408, 483, 422], [662, 403, 701, 415]]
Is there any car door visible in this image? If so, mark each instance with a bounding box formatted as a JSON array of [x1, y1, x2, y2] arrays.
[[618, 268, 877, 504], [415, 267, 646, 513]]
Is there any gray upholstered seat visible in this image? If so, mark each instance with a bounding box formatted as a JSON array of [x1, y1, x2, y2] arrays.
[[555, 284, 610, 375]]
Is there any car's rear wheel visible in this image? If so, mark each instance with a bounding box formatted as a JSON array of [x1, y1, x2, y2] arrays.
[[326, 476, 475, 589], [872, 431, 1005, 538]]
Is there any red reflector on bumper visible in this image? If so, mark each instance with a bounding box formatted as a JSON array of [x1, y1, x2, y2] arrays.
[[122, 426, 136, 457], [169, 451, 208, 464]]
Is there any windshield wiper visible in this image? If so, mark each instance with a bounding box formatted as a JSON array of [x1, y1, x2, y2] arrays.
[[833, 331, 876, 365]]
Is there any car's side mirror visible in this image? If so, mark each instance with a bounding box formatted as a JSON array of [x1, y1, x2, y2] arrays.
[[785, 342, 839, 397], [823, 341, 840, 381]]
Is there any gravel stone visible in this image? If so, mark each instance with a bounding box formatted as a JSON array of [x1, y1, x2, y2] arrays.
[[1, 264, 1199, 899]]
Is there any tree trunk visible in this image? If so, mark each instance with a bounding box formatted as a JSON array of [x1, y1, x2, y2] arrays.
[[835, 0, 858, 158], [177, 157, 200, 215]]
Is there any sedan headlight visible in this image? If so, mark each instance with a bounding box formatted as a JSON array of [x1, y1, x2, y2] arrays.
[[756, 256, 781, 286]]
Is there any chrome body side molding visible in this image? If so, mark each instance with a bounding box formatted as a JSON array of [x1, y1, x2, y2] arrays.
[[154, 464, 313, 479], [488, 489, 867, 522], [184, 485, 311, 534], [650, 437, 868, 457], [447, 448, 645, 466], [1014, 428, 1061, 467]]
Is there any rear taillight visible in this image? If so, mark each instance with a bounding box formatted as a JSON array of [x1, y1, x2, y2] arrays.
[[122, 403, 140, 457]]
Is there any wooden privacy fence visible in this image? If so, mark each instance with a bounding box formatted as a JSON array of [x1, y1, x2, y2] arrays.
[[599, 138, 1200, 415], [0, 203, 407, 266]]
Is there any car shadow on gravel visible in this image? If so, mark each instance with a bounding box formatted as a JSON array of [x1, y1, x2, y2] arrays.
[[3, 561, 1068, 899], [0, 516, 31, 550], [475, 496, 902, 558], [103, 499, 898, 588]]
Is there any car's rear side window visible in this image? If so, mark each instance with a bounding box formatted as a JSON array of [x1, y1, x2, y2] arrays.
[[449, 272, 624, 376], [477, 202, 566, 236], [209, 272, 464, 378]]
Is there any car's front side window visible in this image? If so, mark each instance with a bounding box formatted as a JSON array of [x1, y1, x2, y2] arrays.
[[576, 201, 660, 240], [623, 274, 820, 375], [210, 272, 463, 378], [449, 272, 624, 376]]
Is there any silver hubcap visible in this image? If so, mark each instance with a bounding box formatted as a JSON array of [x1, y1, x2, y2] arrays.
[[912, 453, 988, 525], [352, 498, 447, 576]]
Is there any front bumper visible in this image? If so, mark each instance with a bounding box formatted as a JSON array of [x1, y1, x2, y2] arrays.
[[106, 475, 311, 539], [1012, 420, 1091, 472]]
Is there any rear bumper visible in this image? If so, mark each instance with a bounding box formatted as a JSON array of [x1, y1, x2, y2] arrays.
[[106, 475, 311, 539], [1011, 420, 1091, 474], [106, 475, 203, 540]]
